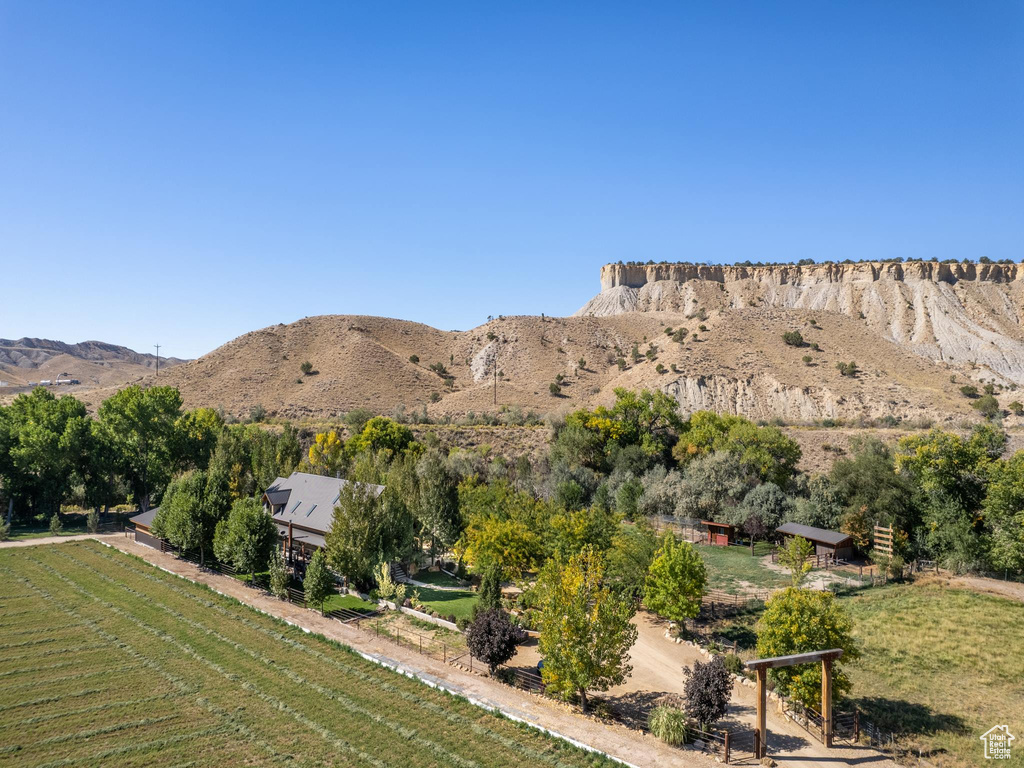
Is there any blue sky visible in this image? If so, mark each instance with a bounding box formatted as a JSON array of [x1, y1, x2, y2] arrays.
[[1, 1, 1021, 359]]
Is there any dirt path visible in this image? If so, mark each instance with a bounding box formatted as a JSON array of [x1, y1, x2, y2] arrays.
[[0, 532, 122, 548], [514, 611, 897, 768]]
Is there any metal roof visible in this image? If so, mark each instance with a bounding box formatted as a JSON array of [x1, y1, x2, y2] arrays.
[[265, 472, 384, 537], [776, 522, 853, 547], [130, 507, 160, 528]]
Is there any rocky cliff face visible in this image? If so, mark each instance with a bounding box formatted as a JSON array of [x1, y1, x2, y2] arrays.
[[577, 262, 1024, 384]]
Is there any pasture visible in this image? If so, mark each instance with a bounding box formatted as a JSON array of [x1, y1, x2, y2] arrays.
[[843, 580, 1024, 767], [0, 541, 613, 768]]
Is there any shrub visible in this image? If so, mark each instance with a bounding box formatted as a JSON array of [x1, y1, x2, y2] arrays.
[[670, 363, 679, 373], [578, 357, 586, 369], [409, 354, 419, 364], [656, 363, 666, 374], [972, 394, 1000, 418], [429, 392, 441, 403], [647, 704, 688, 745], [810, 342, 820, 351], [0, 521, 9, 542], [836, 361, 859, 377], [722, 652, 744, 676], [782, 331, 805, 347], [802, 355, 812, 366], [698, 324, 708, 332], [683, 657, 733, 729], [487, 331, 497, 341], [672, 328, 688, 343], [549, 382, 562, 396], [617, 357, 627, 370], [86, 509, 100, 534], [555, 373, 565, 383], [300, 361, 313, 375], [49, 513, 62, 536], [249, 404, 267, 423], [268, 551, 289, 599], [465, 608, 525, 673], [648, 704, 688, 746], [960, 384, 979, 398], [1009, 401, 1023, 416]]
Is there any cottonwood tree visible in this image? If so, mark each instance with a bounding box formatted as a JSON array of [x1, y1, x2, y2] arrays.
[[268, 549, 290, 599], [326, 481, 411, 590], [537, 547, 638, 712], [308, 431, 345, 475], [303, 549, 333, 613], [98, 385, 184, 511], [756, 588, 859, 707], [683, 657, 734, 729], [466, 608, 525, 674], [213, 496, 279, 581], [643, 534, 707, 630]]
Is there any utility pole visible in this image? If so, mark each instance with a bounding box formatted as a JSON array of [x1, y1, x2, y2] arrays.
[[154, 344, 161, 377], [493, 344, 498, 406]]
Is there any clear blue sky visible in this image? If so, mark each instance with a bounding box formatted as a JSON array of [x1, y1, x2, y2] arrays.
[[1, 1, 1021, 359]]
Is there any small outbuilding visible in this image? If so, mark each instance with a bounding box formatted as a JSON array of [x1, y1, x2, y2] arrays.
[[776, 522, 854, 561], [129, 507, 162, 550], [702, 520, 734, 546]]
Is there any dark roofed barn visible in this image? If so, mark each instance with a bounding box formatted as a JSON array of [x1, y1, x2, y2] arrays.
[[775, 522, 854, 561]]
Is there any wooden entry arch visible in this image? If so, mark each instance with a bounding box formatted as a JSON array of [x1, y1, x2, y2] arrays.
[[744, 649, 844, 758]]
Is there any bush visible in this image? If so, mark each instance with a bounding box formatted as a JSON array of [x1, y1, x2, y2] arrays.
[[49, 513, 62, 536], [656, 363, 666, 374], [409, 354, 419, 364], [617, 357, 627, 370], [960, 385, 979, 398], [0, 521, 9, 542], [300, 361, 313, 375], [836, 361, 859, 377], [783, 331, 805, 347], [1009, 401, 1023, 416], [972, 394, 1000, 418], [802, 355, 812, 366], [465, 608, 525, 673], [683, 657, 733, 728], [648, 705, 688, 746], [86, 509, 100, 534], [549, 382, 562, 396], [722, 652, 744, 676], [249, 404, 267, 423]]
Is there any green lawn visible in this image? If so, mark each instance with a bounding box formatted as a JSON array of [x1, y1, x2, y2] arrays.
[[412, 585, 479, 621], [0, 541, 613, 767], [412, 569, 466, 588], [696, 542, 789, 594], [322, 593, 379, 613], [842, 582, 1024, 768]]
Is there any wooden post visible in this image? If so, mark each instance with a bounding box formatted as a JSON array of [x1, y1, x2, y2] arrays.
[[756, 668, 767, 758], [821, 658, 833, 748], [723, 730, 731, 764]]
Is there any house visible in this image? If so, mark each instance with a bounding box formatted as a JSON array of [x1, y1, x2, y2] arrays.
[[776, 522, 854, 561], [980, 725, 1014, 760], [129, 507, 161, 550], [263, 472, 385, 570], [702, 520, 734, 546]]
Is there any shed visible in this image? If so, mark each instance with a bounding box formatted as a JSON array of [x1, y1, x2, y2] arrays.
[[129, 507, 161, 550], [776, 522, 854, 561], [702, 520, 734, 546]]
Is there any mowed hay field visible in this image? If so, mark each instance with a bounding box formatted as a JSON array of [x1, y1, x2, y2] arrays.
[[0, 542, 614, 768], [842, 581, 1024, 768]]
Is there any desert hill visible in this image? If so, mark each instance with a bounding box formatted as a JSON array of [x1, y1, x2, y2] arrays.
[[105, 306, 983, 425], [0, 338, 185, 392]]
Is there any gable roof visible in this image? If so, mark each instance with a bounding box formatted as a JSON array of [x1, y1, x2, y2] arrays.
[[130, 507, 160, 528], [265, 472, 384, 536], [776, 522, 853, 547]]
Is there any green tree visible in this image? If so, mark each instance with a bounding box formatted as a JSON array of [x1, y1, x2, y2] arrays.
[[643, 534, 707, 629], [325, 480, 412, 589], [604, 521, 659, 602], [415, 450, 462, 555], [458, 514, 541, 579], [983, 453, 1024, 574], [972, 394, 1000, 419], [49, 513, 62, 536], [303, 549, 333, 613], [0, 388, 90, 520], [730, 482, 794, 541], [347, 417, 414, 457], [782, 330, 805, 347], [778, 535, 815, 586], [213, 496, 279, 581], [548, 503, 619, 560], [98, 385, 185, 511], [152, 469, 231, 565], [755, 588, 859, 707], [477, 564, 503, 612], [537, 547, 638, 712], [830, 437, 917, 544], [268, 549, 290, 599]]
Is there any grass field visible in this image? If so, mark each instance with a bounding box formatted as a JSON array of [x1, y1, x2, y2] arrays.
[[411, 569, 466, 588], [843, 580, 1024, 767], [696, 542, 789, 594], [0, 541, 614, 768]]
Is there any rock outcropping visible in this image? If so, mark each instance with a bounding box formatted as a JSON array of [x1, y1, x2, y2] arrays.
[[577, 261, 1024, 383]]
